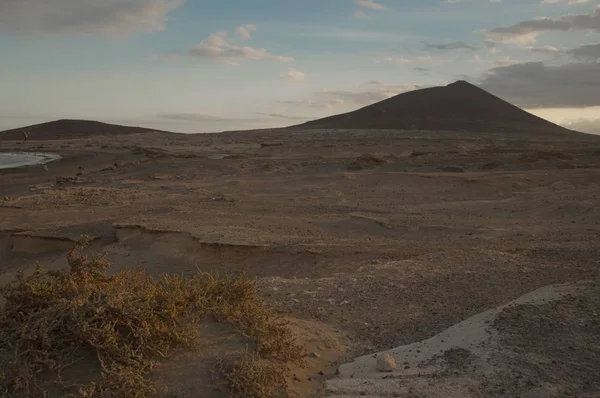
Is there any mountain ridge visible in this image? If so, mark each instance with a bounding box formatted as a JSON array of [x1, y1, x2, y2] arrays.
[[292, 80, 582, 136], [0, 119, 173, 140]]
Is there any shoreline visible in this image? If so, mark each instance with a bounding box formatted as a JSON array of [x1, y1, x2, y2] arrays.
[[0, 151, 62, 170]]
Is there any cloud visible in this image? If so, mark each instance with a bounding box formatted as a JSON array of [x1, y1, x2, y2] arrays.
[[286, 83, 421, 110], [156, 113, 256, 122], [446, 0, 503, 3], [322, 90, 389, 106], [158, 112, 311, 123], [0, 0, 183, 37], [324, 84, 420, 106], [255, 113, 311, 120], [354, 10, 369, 19], [541, 0, 590, 4], [176, 30, 292, 65], [482, 6, 600, 45], [528, 45, 561, 56], [568, 42, 600, 59], [376, 55, 438, 64], [478, 61, 600, 108], [562, 117, 600, 134], [281, 98, 345, 110], [424, 41, 478, 51], [303, 29, 406, 41], [355, 0, 385, 10], [282, 68, 306, 82], [235, 24, 256, 40], [490, 56, 521, 67]]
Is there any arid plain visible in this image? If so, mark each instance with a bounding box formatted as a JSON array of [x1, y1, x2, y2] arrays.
[[2, 123, 600, 397]]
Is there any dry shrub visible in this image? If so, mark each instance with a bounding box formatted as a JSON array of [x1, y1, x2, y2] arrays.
[[480, 161, 503, 171], [348, 153, 388, 170], [215, 351, 289, 398], [0, 239, 305, 397]]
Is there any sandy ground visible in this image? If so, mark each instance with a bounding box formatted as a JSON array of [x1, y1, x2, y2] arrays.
[[326, 281, 600, 397], [1, 128, 600, 396]]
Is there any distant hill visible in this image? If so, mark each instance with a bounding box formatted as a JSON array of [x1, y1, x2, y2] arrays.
[[293, 81, 581, 135], [0, 119, 172, 140]]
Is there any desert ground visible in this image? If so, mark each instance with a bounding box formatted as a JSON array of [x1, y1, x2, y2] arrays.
[[1, 128, 600, 397]]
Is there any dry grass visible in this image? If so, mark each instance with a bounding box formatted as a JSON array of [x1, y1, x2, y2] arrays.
[[0, 238, 305, 397], [214, 351, 291, 397]]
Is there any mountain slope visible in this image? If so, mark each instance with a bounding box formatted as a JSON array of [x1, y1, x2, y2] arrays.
[[0, 119, 172, 140], [294, 81, 579, 135]]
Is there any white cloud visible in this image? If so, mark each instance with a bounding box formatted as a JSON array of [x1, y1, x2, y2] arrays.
[[376, 55, 439, 64], [0, 0, 183, 37], [177, 30, 292, 65], [528, 45, 561, 56], [482, 6, 600, 45], [235, 24, 257, 40], [355, 0, 385, 10], [282, 68, 306, 82]]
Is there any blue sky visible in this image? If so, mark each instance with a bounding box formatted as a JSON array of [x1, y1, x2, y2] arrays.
[[1, 0, 599, 133]]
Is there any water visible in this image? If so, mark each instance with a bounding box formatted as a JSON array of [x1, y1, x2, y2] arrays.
[[0, 152, 61, 170]]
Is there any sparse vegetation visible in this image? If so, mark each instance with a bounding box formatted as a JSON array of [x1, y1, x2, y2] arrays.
[[409, 151, 430, 157], [441, 166, 465, 173], [480, 161, 503, 171], [348, 153, 388, 170], [525, 151, 574, 161], [0, 238, 305, 397]]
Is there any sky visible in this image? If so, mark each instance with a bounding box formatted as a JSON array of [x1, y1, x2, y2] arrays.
[[0, 0, 599, 134]]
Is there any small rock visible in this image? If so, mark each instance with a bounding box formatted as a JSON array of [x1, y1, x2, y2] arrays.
[[376, 353, 397, 372], [310, 351, 321, 358]]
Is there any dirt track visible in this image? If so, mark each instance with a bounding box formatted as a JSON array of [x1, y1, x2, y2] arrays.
[[1, 128, 600, 396]]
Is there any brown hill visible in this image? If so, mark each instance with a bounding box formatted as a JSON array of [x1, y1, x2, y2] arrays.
[[0, 119, 172, 140], [294, 81, 580, 135]]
